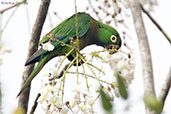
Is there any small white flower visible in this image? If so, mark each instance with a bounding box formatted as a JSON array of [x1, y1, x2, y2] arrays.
[[88, 99, 94, 106], [80, 103, 86, 111], [103, 87, 115, 101], [71, 86, 81, 106], [60, 106, 69, 114], [74, 104, 81, 113], [50, 104, 55, 112], [84, 106, 94, 114], [73, 93, 80, 104], [48, 95, 57, 105], [117, 61, 126, 70], [71, 100, 76, 107], [86, 92, 94, 106], [42, 41, 54, 51], [45, 110, 51, 114], [55, 97, 64, 109]]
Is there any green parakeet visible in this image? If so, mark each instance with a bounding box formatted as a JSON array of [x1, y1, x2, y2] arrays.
[[17, 12, 122, 97]]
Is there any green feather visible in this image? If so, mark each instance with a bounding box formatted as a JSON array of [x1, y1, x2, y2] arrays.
[[40, 12, 92, 45], [17, 55, 48, 97]]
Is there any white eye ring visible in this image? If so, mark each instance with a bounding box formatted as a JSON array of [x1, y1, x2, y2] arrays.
[[110, 35, 117, 43]]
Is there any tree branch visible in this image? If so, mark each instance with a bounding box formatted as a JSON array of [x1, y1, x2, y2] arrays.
[[49, 62, 72, 81], [29, 93, 41, 114], [129, 1, 156, 114], [140, 4, 171, 44], [18, 0, 50, 113], [158, 67, 171, 105], [0, 0, 27, 14]]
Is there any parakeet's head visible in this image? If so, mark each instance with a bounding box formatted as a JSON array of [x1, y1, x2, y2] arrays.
[[97, 22, 122, 54]]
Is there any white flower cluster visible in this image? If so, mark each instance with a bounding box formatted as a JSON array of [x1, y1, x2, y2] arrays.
[[38, 76, 96, 114], [37, 48, 135, 114], [38, 77, 69, 114], [102, 83, 120, 101], [70, 86, 95, 114], [0, 41, 11, 64], [42, 41, 55, 51], [109, 51, 135, 84]]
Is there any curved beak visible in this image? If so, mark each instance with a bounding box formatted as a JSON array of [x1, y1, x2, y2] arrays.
[[105, 42, 122, 54], [117, 39, 122, 49]]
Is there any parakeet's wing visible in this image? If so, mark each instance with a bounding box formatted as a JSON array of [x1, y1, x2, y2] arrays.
[[25, 13, 92, 66], [40, 12, 92, 46]]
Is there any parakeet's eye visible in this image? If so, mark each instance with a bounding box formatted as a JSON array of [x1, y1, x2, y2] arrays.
[[110, 35, 117, 43]]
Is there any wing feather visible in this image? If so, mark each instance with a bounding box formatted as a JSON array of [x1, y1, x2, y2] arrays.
[[40, 12, 92, 46], [25, 13, 92, 65]]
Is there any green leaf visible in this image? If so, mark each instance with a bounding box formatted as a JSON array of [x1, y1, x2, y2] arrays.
[[117, 73, 128, 99], [100, 88, 113, 112], [144, 94, 163, 113]]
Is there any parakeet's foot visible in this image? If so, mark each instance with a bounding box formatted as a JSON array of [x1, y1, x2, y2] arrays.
[[67, 55, 84, 66], [74, 57, 84, 66]]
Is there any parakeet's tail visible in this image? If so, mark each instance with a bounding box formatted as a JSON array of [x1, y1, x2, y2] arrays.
[[17, 55, 48, 97], [25, 48, 47, 66]]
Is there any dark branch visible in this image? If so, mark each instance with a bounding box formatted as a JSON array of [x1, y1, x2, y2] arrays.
[[18, 0, 51, 113], [29, 93, 41, 114], [49, 62, 72, 81], [158, 67, 171, 105], [0, 1, 27, 14], [140, 4, 171, 44]]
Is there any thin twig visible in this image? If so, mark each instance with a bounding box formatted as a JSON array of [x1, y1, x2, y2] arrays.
[[50, 63, 108, 84], [79, 55, 102, 86], [87, 0, 102, 21], [53, 48, 74, 82], [74, 0, 80, 84], [53, 12, 63, 21], [18, 0, 51, 113], [140, 4, 171, 44], [81, 64, 90, 91], [0, 6, 18, 39], [29, 93, 41, 114], [0, 0, 27, 14], [49, 62, 73, 81], [158, 67, 171, 105], [67, 71, 111, 85], [61, 56, 78, 102], [87, 63, 105, 75]]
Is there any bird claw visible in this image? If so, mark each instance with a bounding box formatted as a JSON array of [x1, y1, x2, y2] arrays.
[[73, 57, 84, 66]]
